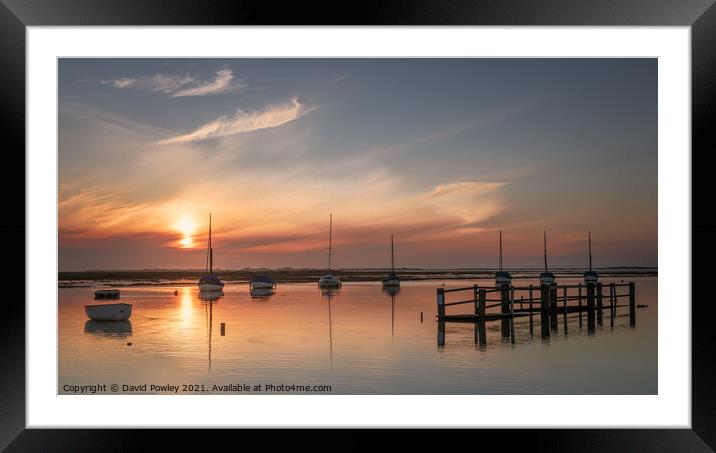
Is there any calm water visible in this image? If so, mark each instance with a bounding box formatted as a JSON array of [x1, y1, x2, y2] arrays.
[[58, 277, 657, 394]]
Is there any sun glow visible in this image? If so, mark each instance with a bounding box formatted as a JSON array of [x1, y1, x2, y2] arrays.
[[174, 215, 197, 249]]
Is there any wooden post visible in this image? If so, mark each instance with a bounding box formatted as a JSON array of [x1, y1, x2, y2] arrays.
[[529, 285, 534, 335], [478, 288, 487, 346], [540, 284, 550, 339], [609, 283, 615, 327], [510, 291, 516, 344], [437, 288, 445, 320], [520, 296, 524, 310], [596, 283, 603, 326], [629, 282, 636, 327], [562, 286, 568, 334], [501, 285, 510, 338], [220, 323, 225, 336], [549, 284, 558, 333], [420, 312, 423, 323], [437, 319, 445, 347], [587, 283, 596, 334], [473, 285, 479, 344], [473, 284, 479, 316], [578, 283, 583, 328]]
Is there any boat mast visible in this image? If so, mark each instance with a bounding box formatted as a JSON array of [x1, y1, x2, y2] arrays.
[[543, 230, 548, 272], [588, 231, 592, 272], [391, 235, 395, 273], [328, 213, 332, 272], [208, 213, 213, 274], [499, 230, 503, 272]]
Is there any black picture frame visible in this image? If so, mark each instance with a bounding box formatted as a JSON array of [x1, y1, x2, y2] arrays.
[[2, 0, 714, 450]]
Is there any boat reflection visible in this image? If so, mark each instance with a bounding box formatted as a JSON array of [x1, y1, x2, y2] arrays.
[[382, 286, 400, 336], [198, 290, 222, 371], [250, 287, 276, 299], [84, 319, 132, 335], [320, 288, 338, 370], [198, 289, 224, 302]]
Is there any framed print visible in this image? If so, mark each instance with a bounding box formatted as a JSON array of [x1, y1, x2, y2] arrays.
[[3, 0, 715, 449]]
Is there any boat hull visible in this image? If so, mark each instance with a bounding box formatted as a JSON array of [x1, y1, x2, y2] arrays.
[[318, 275, 342, 288], [539, 272, 556, 286], [85, 303, 132, 321], [250, 281, 276, 289], [198, 283, 225, 292]]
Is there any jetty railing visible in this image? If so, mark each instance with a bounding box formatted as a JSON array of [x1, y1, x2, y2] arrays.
[[436, 281, 635, 346]]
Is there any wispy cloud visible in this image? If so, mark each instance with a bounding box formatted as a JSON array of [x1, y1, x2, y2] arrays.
[[100, 68, 245, 97], [330, 74, 350, 83], [425, 181, 509, 199], [156, 97, 318, 145]]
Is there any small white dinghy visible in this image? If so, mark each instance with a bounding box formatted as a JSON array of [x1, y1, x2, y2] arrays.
[[85, 303, 132, 321]]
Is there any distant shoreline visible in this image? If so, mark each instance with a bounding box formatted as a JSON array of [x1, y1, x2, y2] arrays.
[[59, 267, 657, 287]]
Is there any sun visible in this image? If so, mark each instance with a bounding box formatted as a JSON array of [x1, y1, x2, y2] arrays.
[[173, 215, 197, 249]]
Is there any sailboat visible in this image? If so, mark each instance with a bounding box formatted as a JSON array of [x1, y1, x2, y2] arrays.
[[539, 230, 556, 285], [197, 213, 225, 292], [382, 235, 400, 287], [494, 229, 512, 286], [318, 214, 342, 288], [583, 231, 599, 284]]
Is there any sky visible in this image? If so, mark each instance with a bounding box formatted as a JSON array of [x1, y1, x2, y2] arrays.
[[58, 58, 657, 271]]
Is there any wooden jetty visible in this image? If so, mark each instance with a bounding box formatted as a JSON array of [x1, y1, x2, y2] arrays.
[[436, 281, 635, 346]]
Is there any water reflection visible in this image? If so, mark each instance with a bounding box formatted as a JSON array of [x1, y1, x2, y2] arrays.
[[59, 279, 658, 394], [382, 286, 400, 337], [320, 288, 338, 370], [250, 287, 276, 299], [84, 319, 132, 335], [199, 289, 224, 302], [199, 290, 223, 371]]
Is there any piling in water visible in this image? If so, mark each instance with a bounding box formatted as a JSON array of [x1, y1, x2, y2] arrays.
[[501, 285, 511, 338], [478, 288, 487, 346], [587, 283, 596, 334], [629, 282, 636, 327], [540, 284, 550, 339], [596, 283, 603, 326], [437, 288, 445, 320], [549, 285, 558, 333]]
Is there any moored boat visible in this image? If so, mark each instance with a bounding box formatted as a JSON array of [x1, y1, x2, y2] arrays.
[[94, 289, 120, 299], [319, 214, 342, 289], [250, 274, 277, 290], [197, 213, 225, 292], [539, 230, 556, 286], [382, 235, 400, 288], [85, 302, 132, 321], [583, 231, 599, 284], [494, 230, 512, 287]]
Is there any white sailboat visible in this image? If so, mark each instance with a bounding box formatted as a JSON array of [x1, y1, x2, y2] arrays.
[[250, 274, 277, 290], [318, 214, 342, 289], [85, 302, 132, 321], [382, 235, 400, 287], [197, 213, 225, 292], [539, 230, 556, 285], [583, 231, 599, 284], [494, 229, 512, 287]]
